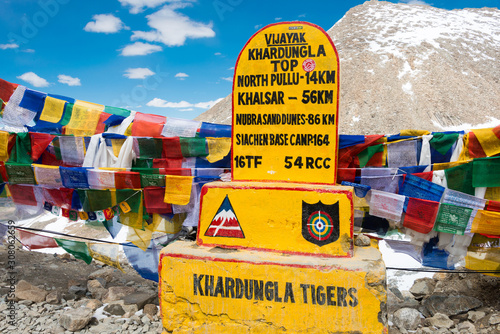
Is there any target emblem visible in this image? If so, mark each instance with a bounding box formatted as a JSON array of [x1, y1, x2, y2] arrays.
[[302, 201, 339, 246]]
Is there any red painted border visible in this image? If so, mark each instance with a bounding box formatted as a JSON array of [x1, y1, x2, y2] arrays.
[[231, 21, 340, 185], [159, 251, 362, 272], [196, 183, 354, 258]]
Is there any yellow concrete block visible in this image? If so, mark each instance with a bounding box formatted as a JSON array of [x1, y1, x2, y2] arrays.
[[198, 182, 353, 257], [159, 241, 387, 333]]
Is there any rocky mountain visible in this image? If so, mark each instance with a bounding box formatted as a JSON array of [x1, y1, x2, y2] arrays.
[[195, 0, 500, 135]]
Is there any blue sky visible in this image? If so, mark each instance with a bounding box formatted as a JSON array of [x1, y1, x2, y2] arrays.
[[0, 0, 497, 120]]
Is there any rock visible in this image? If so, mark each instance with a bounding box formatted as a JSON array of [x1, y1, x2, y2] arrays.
[[422, 294, 482, 316], [103, 303, 125, 316], [87, 279, 108, 299], [46, 290, 61, 304], [67, 279, 86, 288], [67, 285, 87, 300], [457, 321, 477, 334], [88, 268, 115, 283], [143, 304, 158, 317], [489, 314, 500, 325], [121, 292, 156, 310], [426, 312, 454, 329], [354, 233, 371, 246], [141, 315, 151, 324], [410, 278, 436, 299], [416, 328, 434, 334], [102, 286, 136, 303], [469, 311, 486, 323], [393, 307, 423, 331], [432, 272, 450, 281], [16, 280, 48, 303], [85, 299, 103, 311], [59, 307, 93, 331]]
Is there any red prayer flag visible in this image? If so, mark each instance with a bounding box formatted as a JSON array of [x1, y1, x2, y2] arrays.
[[144, 187, 172, 214], [403, 197, 440, 234], [115, 171, 142, 189], [337, 168, 356, 183], [338, 135, 384, 168], [161, 137, 183, 158], [18, 229, 58, 250], [468, 131, 487, 159], [0, 78, 18, 104], [94, 112, 111, 134], [159, 168, 192, 176], [43, 188, 74, 208], [30, 133, 56, 161], [8, 184, 37, 206], [153, 158, 183, 169], [0, 162, 8, 182], [131, 112, 166, 137], [412, 171, 433, 181], [486, 200, 500, 213]]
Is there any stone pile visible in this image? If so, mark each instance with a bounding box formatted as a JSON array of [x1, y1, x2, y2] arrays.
[[388, 273, 500, 334], [1, 266, 163, 334]]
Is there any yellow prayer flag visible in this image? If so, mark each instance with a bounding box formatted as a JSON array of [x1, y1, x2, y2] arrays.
[[400, 129, 431, 137], [164, 175, 194, 205], [87, 242, 124, 272], [65, 102, 102, 136], [111, 139, 126, 157], [471, 128, 500, 157], [465, 234, 500, 277], [126, 226, 152, 251], [40, 96, 66, 123], [432, 161, 468, 171], [74, 100, 105, 112], [0, 131, 9, 160], [99, 167, 126, 172], [485, 187, 500, 201], [458, 133, 471, 162], [206, 137, 231, 163], [471, 210, 500, 236], [124, 123, 133, 136], [152, 213, 185, 234]]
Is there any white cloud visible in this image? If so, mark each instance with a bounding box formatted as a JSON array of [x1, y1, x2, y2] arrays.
[[58, 74, 81, 86], [228, 67, 234, 70], [22, 49, 35, 53], [84, 14, 128, 33], [124, 67, 156, 79], [175, 72, 189, 80], [275, 17, 282, 21], [131, 4, 215, 46], [17, 72, 49, 87], [0, 43, 19, 50], [120, 42, 162, 56], [298, 14, 306, 18], [147, 97, 223, 109], [118, 0, 178, 14], [221, 77, 232, 82], [179, 108, 193, 111], [214, 52, 221, 56], [254, 24, 263, 30]]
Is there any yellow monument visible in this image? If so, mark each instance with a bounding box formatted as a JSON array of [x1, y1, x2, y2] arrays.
[[159, 22, 387, 334]]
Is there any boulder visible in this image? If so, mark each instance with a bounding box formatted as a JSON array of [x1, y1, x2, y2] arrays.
[[85, 299, 103, 311], [103, 303, 125, 316], [45, 290, 61, 304], [59, 307, 93, 331], [410, 278, 436, 299], [468, 311, 486, 323], [354, 233, 371, 247], [67, 285, 87, 300], [88, 267, 115, 283], [121, 292, 156, 310], [426, 312, 454, 329], [393, 307, 423, 331], [422, 294, 482, 316], [489, 314, 500, 326], [102, 286, 136, 303], [457, 321, 477, 334], [143, 304, 158, 317], [16, 280, 48, 303]]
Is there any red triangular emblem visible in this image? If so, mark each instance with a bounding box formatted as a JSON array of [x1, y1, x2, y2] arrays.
[[204, 195, 245, 238]]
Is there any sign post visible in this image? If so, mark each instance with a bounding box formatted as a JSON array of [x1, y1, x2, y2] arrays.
[[159, 22, 387, 334], [232, 22, 339, 184]]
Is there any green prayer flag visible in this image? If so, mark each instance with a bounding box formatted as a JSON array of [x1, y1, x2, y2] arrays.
[[132, 158, 153, 168], [104, 106, 131, 118], [140, 173, 165, 187], [430, 132, 459, 155], [116, 189, 142, 213], [180, 137, 207, 157], [5, 163, 36, 185], [137, 138, 163, 159], [10, 132, 32, 164], [444, 162, 474, 195], [131, 167, 159, 174], [78, 189, 112, 212], [472, 157, 500, 188], [433, 203, 472, 235], [358, 144, 384, 168], [54, 238, 92, 264], [60, 103, 73, 126]]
